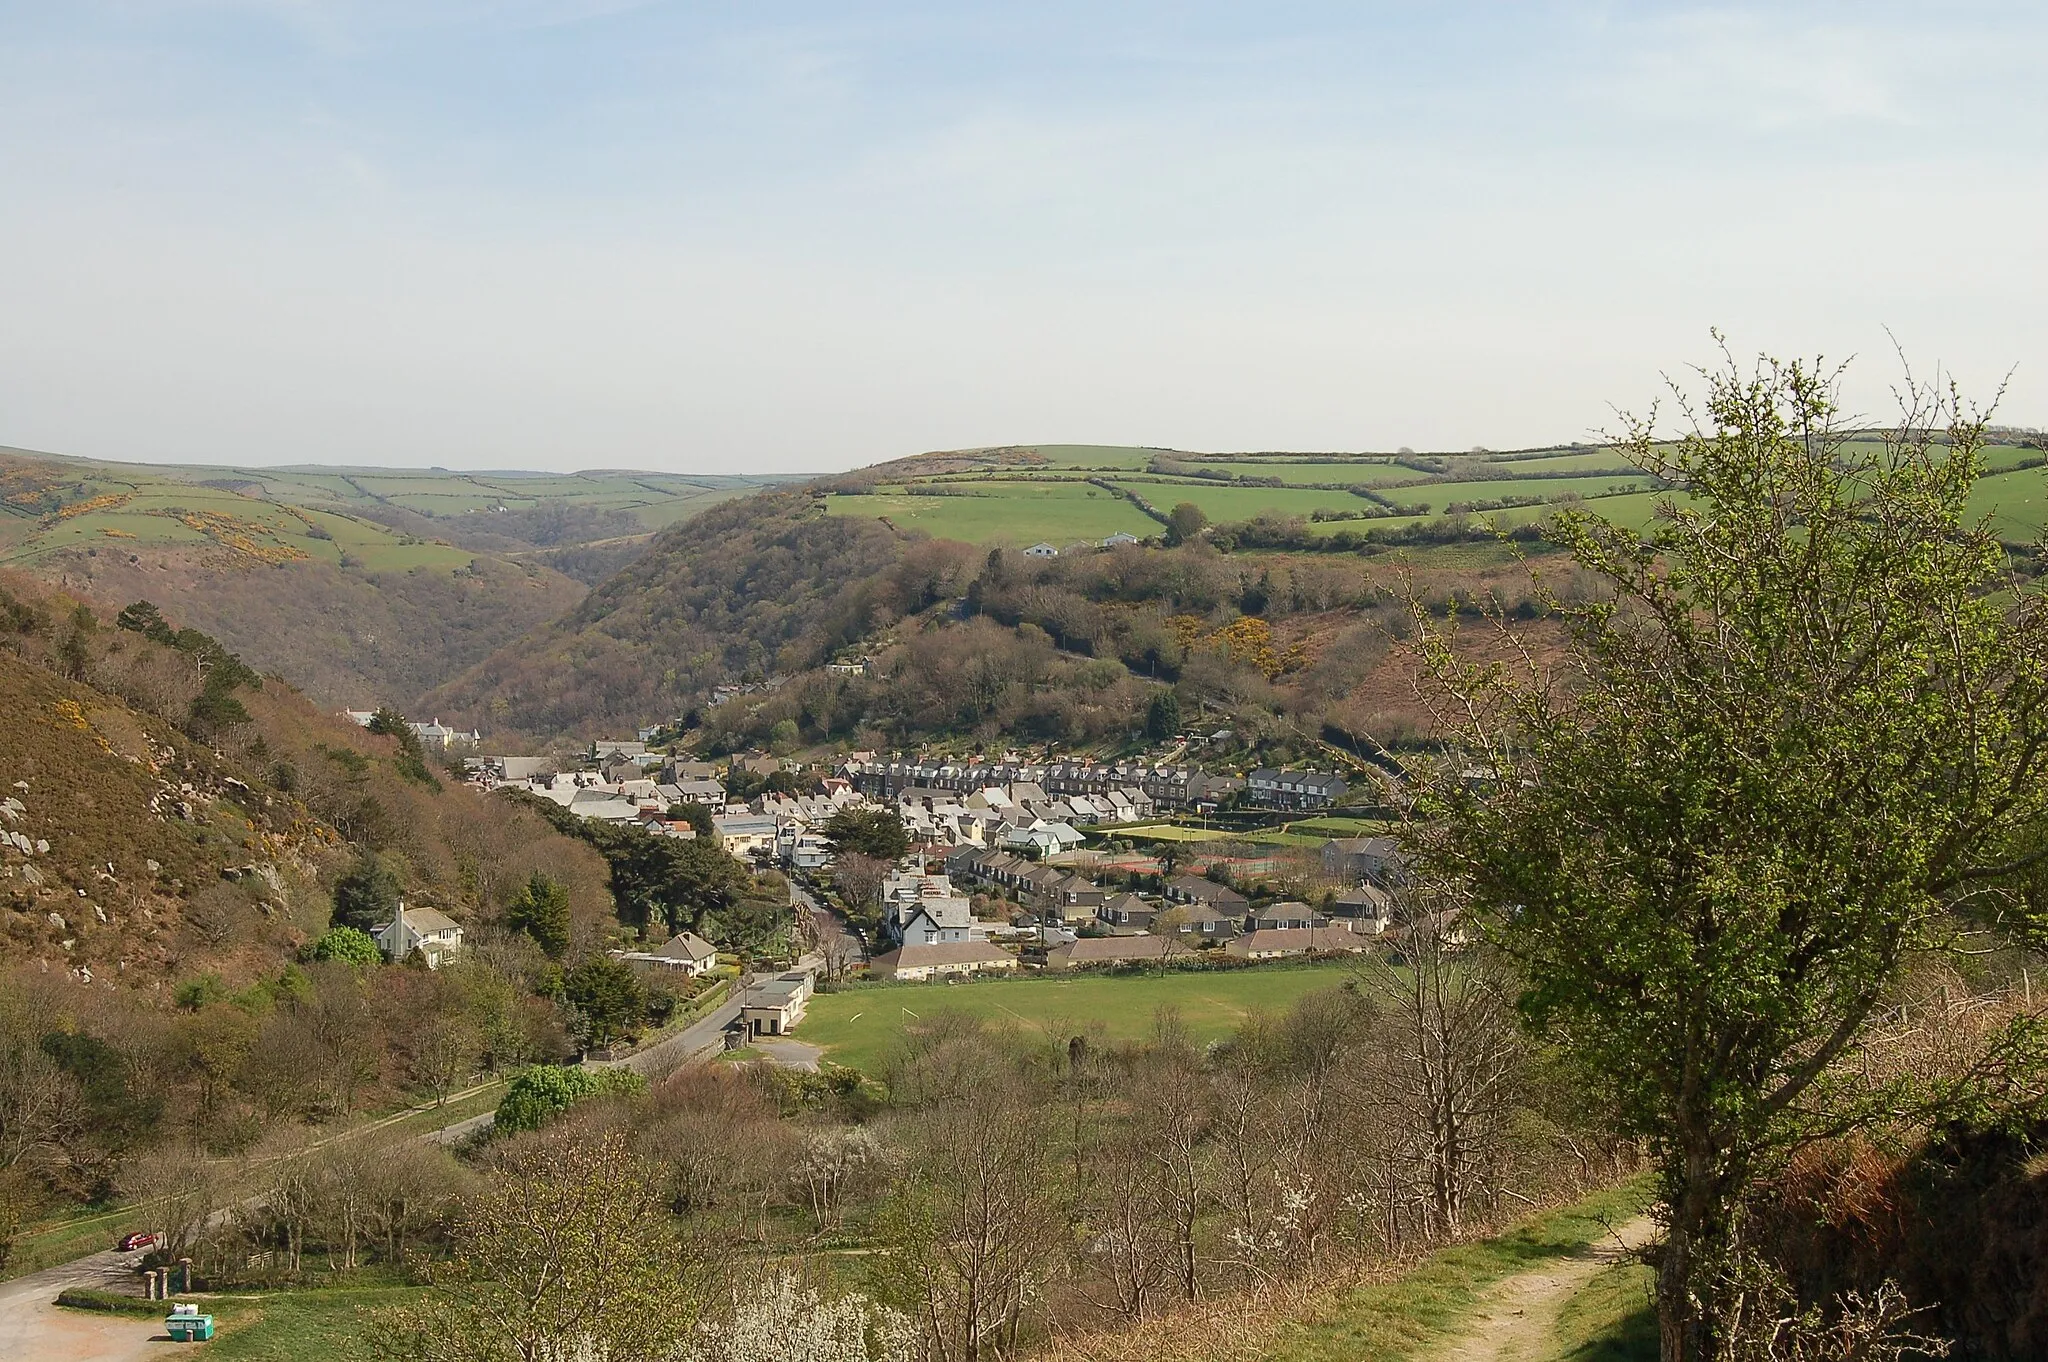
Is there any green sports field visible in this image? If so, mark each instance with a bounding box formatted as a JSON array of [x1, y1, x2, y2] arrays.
[[795, 962, 1360, 1071]]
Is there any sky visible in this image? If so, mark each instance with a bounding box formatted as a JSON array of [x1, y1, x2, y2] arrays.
[[1, 2, 2043, 475]]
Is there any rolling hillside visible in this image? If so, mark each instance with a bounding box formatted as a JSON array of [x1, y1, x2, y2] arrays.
[[0, 446, 797, 710], [429, 432, 2048, 750], [0, 572, 613, 987]]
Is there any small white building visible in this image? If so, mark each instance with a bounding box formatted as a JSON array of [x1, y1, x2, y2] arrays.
[[1022, 542, 1060, 559], [1101, 531, 1141, 547], [375, 901, 465, 969]]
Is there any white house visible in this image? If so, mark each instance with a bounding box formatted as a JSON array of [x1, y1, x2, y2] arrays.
[[1022, 542, 1060, 559], [376, 902, 464, 968], [615, 931, 720, 977], [1101, 531, 1141, 547]]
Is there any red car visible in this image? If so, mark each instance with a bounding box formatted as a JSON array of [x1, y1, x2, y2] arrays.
[[117, 1232, 156, 1252]]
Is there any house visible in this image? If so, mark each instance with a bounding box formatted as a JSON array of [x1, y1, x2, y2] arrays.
[[1332, 883, 1396, 930], [1101, 531, 1141, 548], [1226, 927, 1368, 961], [868, 941, 1019, 982], [713, 814, 779, 862], [1022, 542, 1060, 559], [375, 902, 464, 968], [1164, 875, 1249, 912], [568, 791, 644, 823], [663, 758, 721, 782], [1046, 936, 1189, 969], [492, 756, 554, 782], [668, 777, 727, 805], [1246, 901, 1331, 932], [1321, 836, 1407, 886], [895, 899, 978, 946], [736, 971, 813, 1038], [1163, 901, 1241, 941], [1096, 893, 1160, 930], [1246, 768, 1350, 811], [409, 718, 480, 750], [616, 931, 720, 977]]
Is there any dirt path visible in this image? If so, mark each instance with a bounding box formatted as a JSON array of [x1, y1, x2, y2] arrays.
[[1428, 1215, 1658, 1362]]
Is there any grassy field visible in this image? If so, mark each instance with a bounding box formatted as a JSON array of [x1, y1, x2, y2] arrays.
[[795, 962, 1359, 1071], [825, 482, 1157, 546]]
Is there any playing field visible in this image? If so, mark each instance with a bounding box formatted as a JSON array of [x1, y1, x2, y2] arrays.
[[795, 961, 1360, 1071]]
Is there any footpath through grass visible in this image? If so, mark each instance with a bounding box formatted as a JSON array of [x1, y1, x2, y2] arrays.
[[1259, 1178, 1654, 1362], [798, 962, 1359, 1071]]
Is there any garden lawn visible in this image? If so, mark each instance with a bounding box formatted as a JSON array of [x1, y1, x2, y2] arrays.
[[796, 962, 1359, 1071]]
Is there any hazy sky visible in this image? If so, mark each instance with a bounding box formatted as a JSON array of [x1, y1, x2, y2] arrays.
[[2, 2, 2042, 474]]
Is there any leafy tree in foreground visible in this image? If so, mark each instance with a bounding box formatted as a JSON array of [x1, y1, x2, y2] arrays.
[[1412, 349, 2048, 1361], [504, 871, 571, 958]]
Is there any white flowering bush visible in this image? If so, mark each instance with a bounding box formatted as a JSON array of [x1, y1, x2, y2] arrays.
[[690, 1275, 915, 1362]]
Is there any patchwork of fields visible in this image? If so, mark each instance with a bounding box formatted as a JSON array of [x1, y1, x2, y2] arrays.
[[824, 441, 2047, 548]]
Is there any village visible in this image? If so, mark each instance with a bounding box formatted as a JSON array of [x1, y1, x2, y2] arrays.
[[398, 722, 1407, 1009]]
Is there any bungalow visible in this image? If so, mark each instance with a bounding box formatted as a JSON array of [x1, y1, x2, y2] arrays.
[[615, 931, 720, 977], [1101, 531, 1141, 548], [1022, 542, 1060, 559], [1046, 936, 1189, 969], [1226, 927, 1368, 961], [868, 941, 1019, 982], [375, 902, 464, 968], [1245, 902, 1331, 932], [1164, 875, 1249, 913]]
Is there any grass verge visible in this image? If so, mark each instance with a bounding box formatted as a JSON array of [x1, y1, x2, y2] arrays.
[[1547, 1258, 1658, 1362], [1258, 1178, 1654, 1362]]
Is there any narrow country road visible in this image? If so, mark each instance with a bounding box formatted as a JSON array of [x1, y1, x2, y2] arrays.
[[0, 1249, 160, 1362], [1428, 1216, 1657, 1362]]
